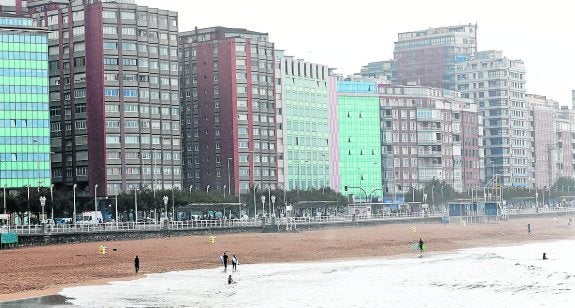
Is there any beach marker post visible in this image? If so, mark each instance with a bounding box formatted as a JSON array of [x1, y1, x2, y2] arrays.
[[208, 236, 216, 244], [99, 245, 108, 255]]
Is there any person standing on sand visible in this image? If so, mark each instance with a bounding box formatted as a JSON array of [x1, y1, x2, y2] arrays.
[[232, 255, 238, 271], [228, 275, 234, 284], [223, 252, 229, 271], [418, 238, 424, 252], [528, 224, 531, 235], [134, 255, 140, 274]]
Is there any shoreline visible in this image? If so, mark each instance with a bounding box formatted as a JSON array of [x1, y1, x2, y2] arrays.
[[1, 215, 574, 302]]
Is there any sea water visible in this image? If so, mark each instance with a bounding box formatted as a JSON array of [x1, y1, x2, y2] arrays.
[[39, 240, 575, 307]]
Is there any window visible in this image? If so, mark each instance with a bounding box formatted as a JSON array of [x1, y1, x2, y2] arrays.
[[122, 27, 136, 36]]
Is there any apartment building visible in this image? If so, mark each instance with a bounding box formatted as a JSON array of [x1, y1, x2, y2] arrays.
[[275, 50, 331, 191], [455, 50, 531, 188], [28, 0, 181, 196], [179, 27, 276, 196]]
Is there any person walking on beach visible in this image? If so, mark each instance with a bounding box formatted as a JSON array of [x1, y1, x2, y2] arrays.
[[228, 275, 234, 284], [528, 224, 531, 235], [222, 252, 229, 271], [418, 238, 424, 253], [232, 255, 238, 271], [134, 255, 140, 274]]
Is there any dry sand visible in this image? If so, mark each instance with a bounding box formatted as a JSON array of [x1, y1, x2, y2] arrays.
[[1, 216, 574, 302]]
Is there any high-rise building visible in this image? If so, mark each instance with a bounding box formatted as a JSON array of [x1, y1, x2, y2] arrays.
[[394, 24, 477, 90], [359, 60, 395, 82], [336, 81, 382, 202], [528, 94, 575, 188], [28, 0, 181, 196], [378, 84, 482, 194], [0, 15, 51, 189], [335, 81, 482, 201], [275, 50, 331, 191], [179, 27, 277, 197], [455, 50, 531, 187]]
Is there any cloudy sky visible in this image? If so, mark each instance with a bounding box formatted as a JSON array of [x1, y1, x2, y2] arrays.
[[138, 0, 573, 107]]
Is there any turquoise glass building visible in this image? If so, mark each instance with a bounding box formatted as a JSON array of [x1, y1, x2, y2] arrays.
[[0, 16, 50, 189], [337, 81, 382, 202]]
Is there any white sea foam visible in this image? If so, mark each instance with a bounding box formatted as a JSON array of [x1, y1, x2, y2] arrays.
[[59, 239, 575, 308]]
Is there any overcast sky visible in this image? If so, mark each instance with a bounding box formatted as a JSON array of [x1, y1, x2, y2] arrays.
[[137, 0, 573, 107]]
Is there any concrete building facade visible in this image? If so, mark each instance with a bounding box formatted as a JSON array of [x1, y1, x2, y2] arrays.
[[274, 50, 331, 191], [179, 27, 276, 197], [29, 0, 181, 196], [455, 50, 531, 188], [394, 24, 477, 90]]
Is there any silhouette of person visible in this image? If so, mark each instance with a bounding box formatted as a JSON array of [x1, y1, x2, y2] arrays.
[[134, 255, 140, 273], [222, 252, 229, 271], [232, 255, 238, 271], [418, 238, 424, 252], [228, 274, 234, 284]]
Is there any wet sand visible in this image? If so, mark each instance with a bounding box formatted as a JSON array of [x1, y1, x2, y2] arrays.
[[1, 215, 574, 302]]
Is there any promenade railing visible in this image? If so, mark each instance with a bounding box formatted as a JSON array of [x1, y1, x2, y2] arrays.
[[2, 206, 573, 235]]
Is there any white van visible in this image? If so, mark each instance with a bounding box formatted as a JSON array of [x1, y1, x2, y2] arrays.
[[77, 211, 103, 224]]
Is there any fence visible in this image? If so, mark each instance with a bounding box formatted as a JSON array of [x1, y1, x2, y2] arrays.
[[1, 206, 574, 235]]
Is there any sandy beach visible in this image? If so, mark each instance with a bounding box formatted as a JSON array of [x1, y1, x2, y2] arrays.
[[1, 216, 574, 302]]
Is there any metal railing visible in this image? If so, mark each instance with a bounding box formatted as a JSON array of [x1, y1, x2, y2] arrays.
[[1, 206, 573, 235]]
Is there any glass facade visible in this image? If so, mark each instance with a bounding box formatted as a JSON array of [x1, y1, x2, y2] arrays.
[[0, 23, 50, 188], [337, 86, 382, 201], [285, 72, 330, 190]]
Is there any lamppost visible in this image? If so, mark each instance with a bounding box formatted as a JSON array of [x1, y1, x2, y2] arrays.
[[94, 184, 98, 214], [152, 147, 157, 199], [431, 186, 435, 208], [223, 185, 227, 199], [163, 195, 169, 221], [171, 187, 175, 221], [189, 184, 193, 195], [267, 185, 271, 216], [32, 139, 40, 192], [253, 184, 258, 219], [227, 157, 232, 196], [271, 195, 276, 217], [39, 195, 46, 223], [72, 184, 77, 224], [50, 184, 54, 220], [206, 184, 210, 193], [260, 195, 266, 217], [115, 189, 118, 224], [134, 188, 138, 222], [3, 185, 6, 214]]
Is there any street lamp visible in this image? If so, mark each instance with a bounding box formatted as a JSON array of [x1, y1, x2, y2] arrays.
[[163, 195, 169, 221], [267, 185, 271, 216], [227, 157, 233, 196], [73, 184, 77, 224], [152, 147, 157, 199], [253, 184, 258, 219], [260, 195, 266, 217], [189, 184, 193, 195], [50, 184, 54, 220], [223, 185, 227, 199], [271, 195, 276, 217], [431, 186, 435, 207], [39, 195, 46, 223], [32, 139, 40, 192], [94, 184, 98, 214], [3, 185, 6, 215], [206, 184, 210, 193]]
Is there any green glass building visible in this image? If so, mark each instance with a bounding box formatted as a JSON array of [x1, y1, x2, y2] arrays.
[[337, 81, 382, 201], [0, 16, 50, 189], [276, 52, 331, 191]]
